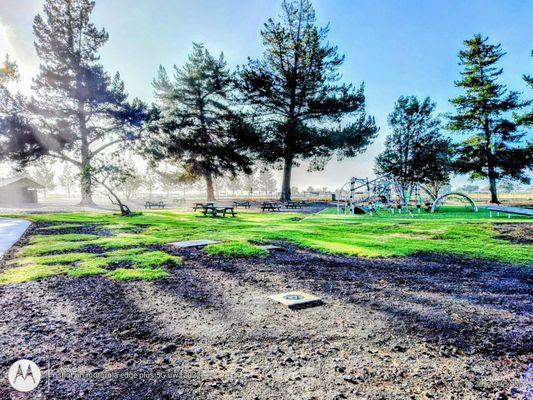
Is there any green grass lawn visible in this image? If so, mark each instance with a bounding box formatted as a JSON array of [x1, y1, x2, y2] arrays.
[[0, 206, 531, 285]]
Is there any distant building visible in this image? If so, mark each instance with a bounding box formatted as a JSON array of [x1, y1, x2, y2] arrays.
[[0, 177, 45, 205]]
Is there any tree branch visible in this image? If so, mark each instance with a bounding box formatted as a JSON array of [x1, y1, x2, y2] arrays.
[[48, 152, 82, 168], [91, 139, 123, 156]]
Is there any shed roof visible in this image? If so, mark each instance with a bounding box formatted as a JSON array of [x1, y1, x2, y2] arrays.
[[0, 177, 45, 189]]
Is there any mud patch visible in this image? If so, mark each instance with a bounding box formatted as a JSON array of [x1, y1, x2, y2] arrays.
[[35, 222, 114, 236], [494, 223, 533, 245]]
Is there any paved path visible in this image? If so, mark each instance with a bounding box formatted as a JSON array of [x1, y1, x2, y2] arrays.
[[0, 218, 31, 257]]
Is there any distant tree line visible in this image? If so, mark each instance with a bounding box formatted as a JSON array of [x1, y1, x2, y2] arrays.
[[0, 0, 531, 207]]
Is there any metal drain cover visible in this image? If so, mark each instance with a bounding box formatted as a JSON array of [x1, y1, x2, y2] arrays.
[[283, 294, 303, 301], [259, 245, 286, 251], [169, 239, 220, 248], [269, 291, 323, 309]]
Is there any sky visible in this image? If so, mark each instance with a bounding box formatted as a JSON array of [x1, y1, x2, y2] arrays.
[[0, 0, 532, 190]]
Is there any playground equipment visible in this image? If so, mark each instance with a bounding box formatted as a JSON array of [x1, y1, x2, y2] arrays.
[[431, 192, 477, 213], [487, 205, 533, 218], [336, 175, 478, 216]]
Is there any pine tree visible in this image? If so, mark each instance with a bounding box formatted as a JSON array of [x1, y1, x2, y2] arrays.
[[242, 169, 258, 197], [239, 0, 378, 201], [258, 168, 277, 195], [59, 163, 77, 198], [375, 96, 450, 200], [149, 43, 256, 201], [141, 166, 160, 200], [225, 176, 243, 197], [156, 169, 181, 199], [29, 0, 145, 205], [30, 159, 57, 197], [119, 158, 142, 201], [448, 35, 532, 203], [515, 51, 533, 127]]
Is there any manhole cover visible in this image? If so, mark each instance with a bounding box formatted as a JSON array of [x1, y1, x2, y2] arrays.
[[283, 294, 303, 301], [169, 239, 220, 248], [269, 291, 323, 310]]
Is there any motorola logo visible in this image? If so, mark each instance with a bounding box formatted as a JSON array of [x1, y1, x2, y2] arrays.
[[8, 359, 41, 392]]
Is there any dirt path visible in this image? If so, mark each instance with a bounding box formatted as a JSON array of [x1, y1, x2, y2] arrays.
[[0, 246, 531, 399]]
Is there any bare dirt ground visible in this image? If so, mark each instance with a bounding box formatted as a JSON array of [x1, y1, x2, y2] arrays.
[[495, 223, 533, 245], [0, 237, 532, 399]]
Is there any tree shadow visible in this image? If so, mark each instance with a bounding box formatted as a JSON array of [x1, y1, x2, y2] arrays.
[[181, 247, 532, 358], [2, 276, 200, 399], [290, 251, 531, 356]]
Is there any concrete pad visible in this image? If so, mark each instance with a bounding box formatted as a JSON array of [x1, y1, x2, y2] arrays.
[[259, 245, 286, 251], [269, 291, 323, 310], [0, 218, 31, 257], [169, 239, 220, 249]]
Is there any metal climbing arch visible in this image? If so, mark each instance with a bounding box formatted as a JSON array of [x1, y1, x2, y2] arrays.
[[431, 192, 478, 213]]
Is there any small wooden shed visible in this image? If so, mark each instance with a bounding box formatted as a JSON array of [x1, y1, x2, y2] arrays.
[[0, 177, 45, 204]]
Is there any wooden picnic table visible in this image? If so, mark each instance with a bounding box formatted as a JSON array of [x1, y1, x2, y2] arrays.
[[233, 201, 251, 209], [201, 205, 238, 217], [145, 201, 165, 209], [261, 201, 281, 212], [285, 201, 303, 209], [193, 202, 214, 211]]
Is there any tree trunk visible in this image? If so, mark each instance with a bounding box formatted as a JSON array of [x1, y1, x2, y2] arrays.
[[205, 173, 215, 201], [77, 100, 95, 206], [79, 162, 95, 206], [488, 173, 499, 204], [484, 121, 499, 204], [280, 156, 293, 202]]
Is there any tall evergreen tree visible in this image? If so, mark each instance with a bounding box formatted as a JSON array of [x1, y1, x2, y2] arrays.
[[141, 165, 160, 200], [448, 35, 532, 203], [59, 163, 77, 198], [149, 43, 256, 201], [30, 159, 57, 197], [514, 50, 533, 127], [239, 0, 378, 201], [375, 96, 450, 201], [29, 0, 145, 205], [242, 169, 258, 197], [258, 168, 277, 195], [225, 176, 243, 197]]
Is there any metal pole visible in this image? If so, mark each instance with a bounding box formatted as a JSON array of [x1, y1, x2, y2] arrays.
[[350, 177, 355, 215]]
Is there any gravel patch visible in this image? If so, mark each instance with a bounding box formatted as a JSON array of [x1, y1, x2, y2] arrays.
[[0, 245, 531, 399]]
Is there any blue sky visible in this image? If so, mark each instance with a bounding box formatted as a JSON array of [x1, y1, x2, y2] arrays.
[[1, 0, 532, 189]]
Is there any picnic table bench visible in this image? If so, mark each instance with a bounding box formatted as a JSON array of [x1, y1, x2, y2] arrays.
[[173, 198, 186, 205], [285, 201, 304, 209], [261, 201, 281, 212], [145, 201, 165, 209], [488, 205, 533, 218], [201, 205, 237, 217], [193, 202, 214, 211], [233, 201, 251, 209]]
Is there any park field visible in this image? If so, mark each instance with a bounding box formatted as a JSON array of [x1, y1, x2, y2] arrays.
[[0, 206, 531, 285], [0, 207, 531, 399]]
